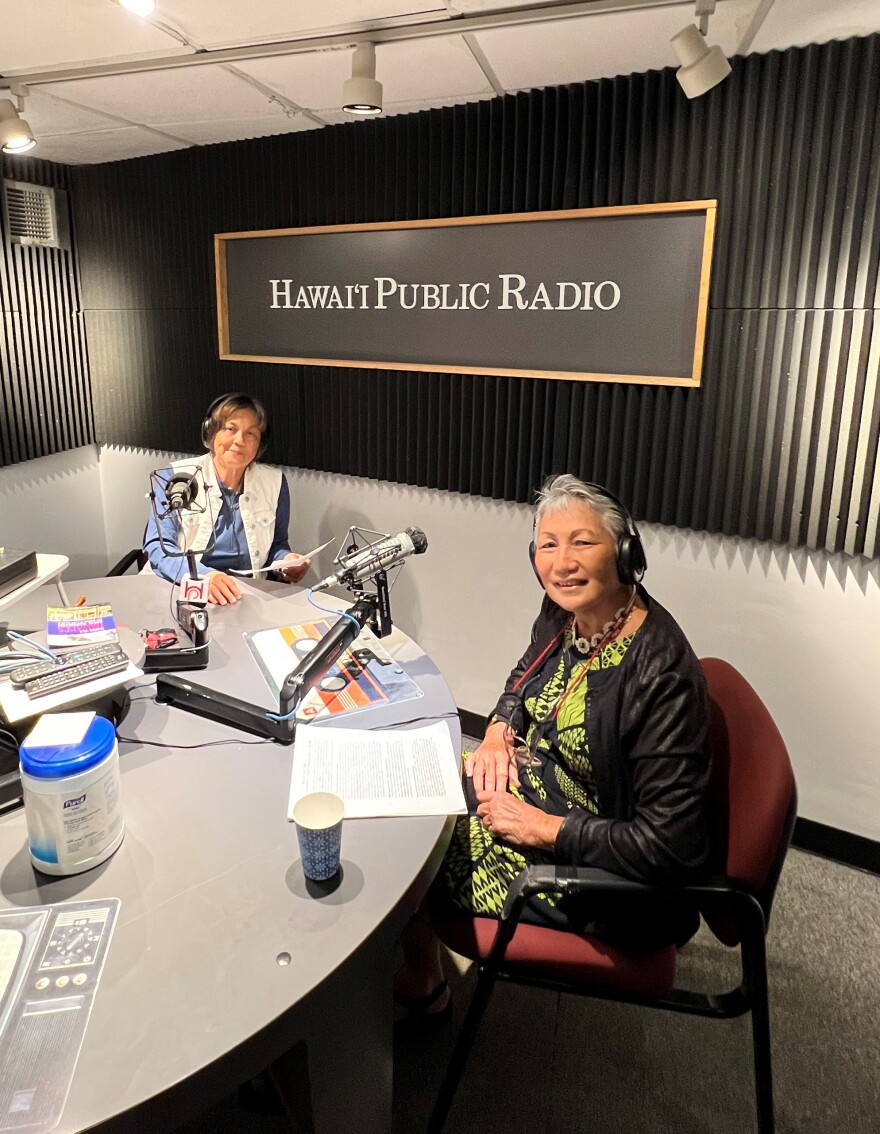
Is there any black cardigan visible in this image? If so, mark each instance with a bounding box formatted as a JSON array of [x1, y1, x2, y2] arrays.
[[491, 587, 712, 887]]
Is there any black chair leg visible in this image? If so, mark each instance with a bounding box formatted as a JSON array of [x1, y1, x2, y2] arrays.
[[426, 967, 497, 1134], [746, 934, 775, 1134]]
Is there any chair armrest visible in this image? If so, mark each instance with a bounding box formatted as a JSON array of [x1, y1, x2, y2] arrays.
[[489, 865, 680, 965], [501, 865, 667, 924], [501, 867, 765, 931]]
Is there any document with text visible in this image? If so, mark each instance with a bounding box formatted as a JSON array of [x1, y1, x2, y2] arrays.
[[287, 721, 467, 819]]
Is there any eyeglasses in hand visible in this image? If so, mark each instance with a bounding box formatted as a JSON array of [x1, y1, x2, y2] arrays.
[[504, 726, 541, 770]]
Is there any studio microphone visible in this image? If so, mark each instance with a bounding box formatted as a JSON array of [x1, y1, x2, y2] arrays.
[[166, 471, 199, 512], [312, 527, 428, 592]]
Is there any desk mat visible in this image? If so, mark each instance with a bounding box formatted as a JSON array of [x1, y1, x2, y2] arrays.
[[245, 620, 423, 721], [0, 898, 120, 1132]]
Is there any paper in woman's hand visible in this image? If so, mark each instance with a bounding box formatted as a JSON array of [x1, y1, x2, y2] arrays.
[[230, 538, 335, 576]]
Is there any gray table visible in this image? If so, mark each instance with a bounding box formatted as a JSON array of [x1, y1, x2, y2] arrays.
[[0, 574, 460, 1133]]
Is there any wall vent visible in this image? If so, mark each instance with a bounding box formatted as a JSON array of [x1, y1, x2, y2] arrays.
[[3, 180, 66, 248]]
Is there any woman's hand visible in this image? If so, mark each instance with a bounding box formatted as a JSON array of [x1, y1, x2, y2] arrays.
[[206, 571, 242, 605], [466, 721, 520, 793], [475, 791, 564, 851], [276, 553, 311, 584]]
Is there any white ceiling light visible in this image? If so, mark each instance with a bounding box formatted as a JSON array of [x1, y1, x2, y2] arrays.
[[117, 0, 156, 15], [0, 88, 36, 155], [342, 43, 383, 117], [671, 1, 732, 99]]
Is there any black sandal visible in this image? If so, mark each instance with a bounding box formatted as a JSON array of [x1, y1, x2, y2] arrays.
[[393, 979, 453, 1033]]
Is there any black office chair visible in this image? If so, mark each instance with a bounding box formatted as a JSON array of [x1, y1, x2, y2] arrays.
[[107, 527, 148, 575], [106, 548, 145, 576], [429, 658, 797, 1134]]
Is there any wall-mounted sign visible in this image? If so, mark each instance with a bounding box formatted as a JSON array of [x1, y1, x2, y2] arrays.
[[215, 201, 716, 386]]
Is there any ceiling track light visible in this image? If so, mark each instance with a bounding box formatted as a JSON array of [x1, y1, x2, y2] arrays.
[[0, 85, 36, 155], [342, 43, 383, 117], [671, 0, 732, 99], [116, 0, 156, 16]]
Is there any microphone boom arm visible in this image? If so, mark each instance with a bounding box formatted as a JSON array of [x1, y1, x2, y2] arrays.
[[279, 595, 376, 718], [156, 594, 378, 743]]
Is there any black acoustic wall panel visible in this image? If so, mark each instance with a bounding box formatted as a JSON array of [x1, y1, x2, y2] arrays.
[[73, 34, 880, 556], [0, 155, 93, 468]]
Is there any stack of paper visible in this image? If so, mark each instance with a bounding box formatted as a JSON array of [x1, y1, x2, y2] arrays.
[[287, 721, 466, 819]]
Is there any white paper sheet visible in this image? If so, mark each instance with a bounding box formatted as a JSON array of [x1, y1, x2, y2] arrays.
[[230, 538, 335, 575], [287, 721, 466, 819]]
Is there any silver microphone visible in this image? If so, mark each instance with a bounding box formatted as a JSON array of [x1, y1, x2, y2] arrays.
[[166, 471, 199, 512], [312, 527, 428, 592]]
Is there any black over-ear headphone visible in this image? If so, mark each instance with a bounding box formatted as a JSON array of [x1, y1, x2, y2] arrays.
[[528, 482, 647, 587], [201, 393, 269, 459]]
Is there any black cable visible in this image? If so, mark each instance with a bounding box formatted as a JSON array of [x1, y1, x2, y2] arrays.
[[169, 574, 179, 628], [115, 710, 459, 748], [364, 710, 460, 730], [116, 732, 273, 749], [0, 724, 19, 749]]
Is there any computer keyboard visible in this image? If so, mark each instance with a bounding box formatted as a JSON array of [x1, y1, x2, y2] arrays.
[[9, 643, 125, 688], [22, 647, 130, 699]]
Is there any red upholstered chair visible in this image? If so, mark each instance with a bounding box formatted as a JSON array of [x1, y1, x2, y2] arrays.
[[429, 658, 797, 1134]]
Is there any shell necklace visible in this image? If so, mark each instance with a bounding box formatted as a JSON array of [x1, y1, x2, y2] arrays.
[[572, 586, 638, 654]]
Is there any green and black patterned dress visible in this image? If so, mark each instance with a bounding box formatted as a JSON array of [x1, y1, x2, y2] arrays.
[[437, 624, 637, 931]]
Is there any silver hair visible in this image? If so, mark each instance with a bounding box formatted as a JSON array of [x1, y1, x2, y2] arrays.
[[534, 474, 627, 542]]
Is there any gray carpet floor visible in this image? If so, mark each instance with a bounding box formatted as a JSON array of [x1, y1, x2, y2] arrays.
[[177, 761, 880, 1134]]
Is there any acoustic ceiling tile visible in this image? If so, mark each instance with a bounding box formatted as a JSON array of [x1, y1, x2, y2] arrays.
[[452, 0, 558, 10], [18, 87, 122, 136], [748, 0, 880, 53], [37, 66, 289, 127], [474, 2, 759, 91], [318, 91, 496, 124], [27, 127, 190, 165], [238, 36, 492, 110], [0, 0, 189, 74], [155, 114, 319, 146], [159, 0, 449, 49]]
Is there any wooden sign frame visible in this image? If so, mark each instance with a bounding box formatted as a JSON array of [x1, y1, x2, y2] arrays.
[[215, 200, 717, 387]]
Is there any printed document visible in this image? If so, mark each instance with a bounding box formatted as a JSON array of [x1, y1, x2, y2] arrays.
[[287, 720, 466, 819]]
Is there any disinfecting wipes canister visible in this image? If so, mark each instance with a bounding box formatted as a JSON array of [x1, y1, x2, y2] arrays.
[[19, 715, 124, 876]]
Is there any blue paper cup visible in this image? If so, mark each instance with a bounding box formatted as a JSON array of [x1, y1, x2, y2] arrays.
[[293, 792, 344, 881]]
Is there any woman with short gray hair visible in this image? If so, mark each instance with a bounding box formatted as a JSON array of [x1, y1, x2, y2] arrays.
[[394, 473, 710, 1028]]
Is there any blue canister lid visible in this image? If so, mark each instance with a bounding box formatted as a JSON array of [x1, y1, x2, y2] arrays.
[[20, 716, 116, 779]]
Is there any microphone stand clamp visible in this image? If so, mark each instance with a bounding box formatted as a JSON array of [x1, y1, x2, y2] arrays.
[[145, 468, 214, 671]]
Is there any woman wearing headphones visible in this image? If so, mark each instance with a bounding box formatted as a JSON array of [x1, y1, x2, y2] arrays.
[[394, 473, 711, 1027], [143, 393, 310, 604]]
